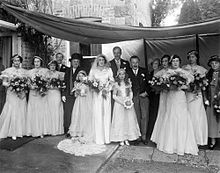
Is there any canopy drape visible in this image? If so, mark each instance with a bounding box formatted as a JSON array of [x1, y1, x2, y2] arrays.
[[1, 3, 220, 44]]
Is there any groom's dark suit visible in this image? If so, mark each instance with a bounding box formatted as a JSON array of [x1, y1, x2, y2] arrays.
[[110, 58, 130, 78], [127, 66, 150, 141]]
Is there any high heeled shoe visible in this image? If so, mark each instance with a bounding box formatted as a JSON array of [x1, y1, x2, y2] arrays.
[[120, 141, 125, 146], [125, 140, 130, 146]]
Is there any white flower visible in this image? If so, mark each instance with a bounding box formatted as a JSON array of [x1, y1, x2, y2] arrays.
[[123, 98, 134, 109], [141, 73, 145, 77]]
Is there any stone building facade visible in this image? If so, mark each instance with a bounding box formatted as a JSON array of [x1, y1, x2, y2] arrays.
[[51, 0, 151, 64]]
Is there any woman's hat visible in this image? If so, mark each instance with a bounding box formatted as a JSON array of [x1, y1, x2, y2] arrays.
[[208, 55, 220, 66], [48, 60, 58, 67], [69, 53, 83, 62], [187, 50, 199, 59], [77, 70, 87, 76]]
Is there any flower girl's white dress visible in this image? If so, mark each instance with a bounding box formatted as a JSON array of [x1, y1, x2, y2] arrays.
[[110, 82, 140, 142]]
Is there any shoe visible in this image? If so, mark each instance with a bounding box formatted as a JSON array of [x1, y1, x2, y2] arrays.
[[65, 133, 71, 138], [209, 143, 216, 150], [125, 140, 130, 146], [120, 141, 125, 146], [40, 135, 44, 138], [12, 136, 16, 140], [142, 139, 148, 145]]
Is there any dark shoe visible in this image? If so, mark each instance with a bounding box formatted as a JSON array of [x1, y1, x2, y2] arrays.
[[142, 139, 148, 145], [65, 133, 71, 138], [209, 143, 216, 150]]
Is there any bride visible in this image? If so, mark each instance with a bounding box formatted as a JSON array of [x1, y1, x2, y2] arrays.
[[57, 54, 114, 156]]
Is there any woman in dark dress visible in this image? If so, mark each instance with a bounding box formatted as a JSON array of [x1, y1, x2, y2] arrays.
[[146, 58, 161, 141], [205, 55, 220, 149]]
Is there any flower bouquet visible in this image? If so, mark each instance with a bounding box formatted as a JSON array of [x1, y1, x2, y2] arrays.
[[149, 76, 169, 92], [168, 72, 187, 90], [88, 79, 109, 99], [31, 75, 49, 96], [49, 78, 66, 91], [189, 73, 208, 94], [123, 98, 134, 109], [9, 77, 29, 99]]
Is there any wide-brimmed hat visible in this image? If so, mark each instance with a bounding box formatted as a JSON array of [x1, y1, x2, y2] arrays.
[[69, 53, 83, 62], [208, 55, 220, 66]]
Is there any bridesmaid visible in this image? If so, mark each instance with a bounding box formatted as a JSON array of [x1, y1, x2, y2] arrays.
[[183, 50, 208, 146], [205, 55, 220, 149], [155, 55, 198, 155], [46, 60, 64, 136], [147, 58, 161, 141], [0, 55, 27, 140], [26, 56, 49, 138], [151, 55, 170, 143]]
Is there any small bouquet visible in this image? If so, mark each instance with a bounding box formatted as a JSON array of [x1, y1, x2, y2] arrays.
[[71, 82, 87, 97], [49, 78, 66, 91], [88, 79, 109, 99], [149, 76, 169, 92], [9, 77, 29, 99], [168, 72, 187, 90], [123, 98, 134, 109], [31, 75, 49, 96], [189, 73, 208, 94]]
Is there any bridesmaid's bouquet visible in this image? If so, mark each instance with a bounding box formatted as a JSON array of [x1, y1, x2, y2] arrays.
[[149, 76, 169, 92], [189, 73, 208, 94], [49, 78, 66, 91], [168, 72, 187, 90], [31, 75, 49, 96], [9, 77, 29, 99]]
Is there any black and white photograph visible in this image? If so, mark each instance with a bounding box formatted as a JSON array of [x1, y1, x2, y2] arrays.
[[0, 0, 219, 172]]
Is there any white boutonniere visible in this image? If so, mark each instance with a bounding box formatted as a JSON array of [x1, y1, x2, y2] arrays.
[[141, 73, 145, 77], [63, 66, 66, 69], [123, 67, 126, 70], [123, 62, 126, 65]]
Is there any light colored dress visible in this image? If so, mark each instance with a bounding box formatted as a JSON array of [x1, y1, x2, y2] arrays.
[[183, 64, 208, 145], [151, 68, 169, 143], [57, 82, 106, 156], [0, 67, 27, 138], [45, 70, 64, 136], [88, 67, 114, 144], [68, 82, 94, 141], [110, 82, 140, 142], [155, 68, 199, 155], [26, 68, 50, 137]]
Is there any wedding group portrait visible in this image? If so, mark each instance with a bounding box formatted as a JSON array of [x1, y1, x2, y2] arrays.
[[0, 0, 219, 172]]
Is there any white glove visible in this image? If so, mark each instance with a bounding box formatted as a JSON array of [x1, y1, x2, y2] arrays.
[[62, 96, 66, 103], [204, 100, 209, 106]]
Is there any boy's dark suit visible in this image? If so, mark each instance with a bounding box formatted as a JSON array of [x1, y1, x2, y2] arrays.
[[62, 66, 81, 133], [110, 58, 130, 78], [127, 67, 150, 142]]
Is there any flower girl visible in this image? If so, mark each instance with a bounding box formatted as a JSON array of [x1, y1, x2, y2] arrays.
[[68, 70, 94, 141], [110, 68, 141, 146]]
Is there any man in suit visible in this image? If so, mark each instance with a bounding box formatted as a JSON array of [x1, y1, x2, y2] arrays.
[[127, 55, 150, 145], [110, 46, 130, 78], [61, 53, 83, 136], [0, 56, 5, 114], [55, 52, 69, 73]]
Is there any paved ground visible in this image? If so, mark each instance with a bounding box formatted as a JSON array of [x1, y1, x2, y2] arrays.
[[0, 136, 219, 173]]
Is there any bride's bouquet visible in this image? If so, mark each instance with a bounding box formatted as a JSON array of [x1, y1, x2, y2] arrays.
[[49, 78, 66, 91], [149, 76, 169, 92], [9, 76, 29, 99], [168, 72, 187, 90], [30, 74, 49, 96], [189, 73, 208, 94], [88, 79, 110, 99]]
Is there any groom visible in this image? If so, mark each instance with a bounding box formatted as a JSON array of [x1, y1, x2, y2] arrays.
[[62, 53, 83, 136]]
